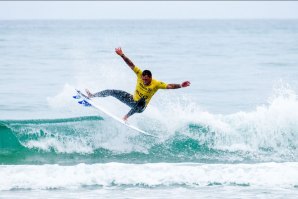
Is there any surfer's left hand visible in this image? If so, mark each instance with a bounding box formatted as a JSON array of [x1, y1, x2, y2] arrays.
[[181, 81, 191, 87]]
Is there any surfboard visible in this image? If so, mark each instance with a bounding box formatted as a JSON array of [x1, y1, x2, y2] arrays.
[[73, 89, 157, 138]]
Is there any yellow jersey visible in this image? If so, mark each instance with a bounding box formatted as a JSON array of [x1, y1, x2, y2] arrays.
[[133, 66, 168, 105]]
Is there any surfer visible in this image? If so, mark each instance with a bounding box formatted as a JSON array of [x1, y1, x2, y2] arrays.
[[86, 47, 190, 121]]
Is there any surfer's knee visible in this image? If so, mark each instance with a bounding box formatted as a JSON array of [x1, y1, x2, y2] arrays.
[[136, 109, 144, 113], [135, 105, 146, 113]]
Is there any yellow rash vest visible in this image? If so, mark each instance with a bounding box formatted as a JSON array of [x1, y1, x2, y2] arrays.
[[133, 66, 168, 105]]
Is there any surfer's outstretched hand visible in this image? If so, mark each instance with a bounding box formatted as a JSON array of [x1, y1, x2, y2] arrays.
[[181, 81, 191, 87], [115, 47, 124, 56]]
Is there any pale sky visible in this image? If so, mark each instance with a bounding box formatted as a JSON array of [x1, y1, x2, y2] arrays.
[[0, 1, 298, 20]]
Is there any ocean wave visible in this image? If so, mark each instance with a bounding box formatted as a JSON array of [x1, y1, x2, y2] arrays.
[[1, 96, 298, 165], [0, 162, 297, 190]]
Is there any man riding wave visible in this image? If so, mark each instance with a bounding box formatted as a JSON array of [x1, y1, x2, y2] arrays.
[[86, 47, 190, 121]]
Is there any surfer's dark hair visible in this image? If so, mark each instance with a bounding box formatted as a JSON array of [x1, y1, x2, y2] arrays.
[[142, 70, 152, 77]]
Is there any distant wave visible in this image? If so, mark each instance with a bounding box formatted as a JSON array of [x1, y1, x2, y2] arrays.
[[1, 162, 298, 190]]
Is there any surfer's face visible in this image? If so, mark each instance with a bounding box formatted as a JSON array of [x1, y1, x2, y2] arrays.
[[142, 75, 152, 86]]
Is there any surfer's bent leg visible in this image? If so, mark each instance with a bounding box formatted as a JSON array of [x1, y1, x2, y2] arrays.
[[93, 89, 136, 108], [126, 98, 146, 117]]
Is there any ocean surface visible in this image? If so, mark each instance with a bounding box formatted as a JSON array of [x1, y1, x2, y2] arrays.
[[1, 19, 298, 198]]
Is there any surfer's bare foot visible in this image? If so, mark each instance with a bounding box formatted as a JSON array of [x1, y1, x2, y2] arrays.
[[85, 89, 94, 98], [123, 115, 129, 122]]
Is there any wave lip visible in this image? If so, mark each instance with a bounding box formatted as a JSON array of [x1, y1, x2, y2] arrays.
[[1, 162, 298, 191]]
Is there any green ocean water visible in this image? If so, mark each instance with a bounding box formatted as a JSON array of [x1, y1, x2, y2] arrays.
[[1, 115, 296, 165], [0, 116, 220, 164]]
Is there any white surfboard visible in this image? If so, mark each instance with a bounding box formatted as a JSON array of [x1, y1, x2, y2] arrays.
[[74, 89, 157, 138]]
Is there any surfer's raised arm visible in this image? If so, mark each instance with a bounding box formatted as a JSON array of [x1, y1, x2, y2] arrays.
[[115, 47, 135, 70]]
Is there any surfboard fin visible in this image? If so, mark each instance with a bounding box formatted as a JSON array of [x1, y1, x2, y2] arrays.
[[73, 95, 81, 99], [78, 100, 92, 107]]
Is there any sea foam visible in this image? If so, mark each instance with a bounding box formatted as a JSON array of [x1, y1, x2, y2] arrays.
[[1, 162, 298, 190]]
